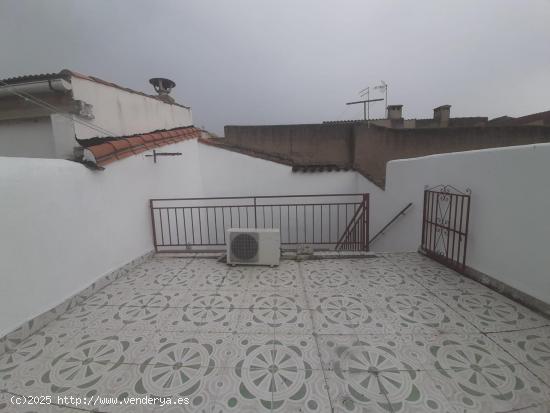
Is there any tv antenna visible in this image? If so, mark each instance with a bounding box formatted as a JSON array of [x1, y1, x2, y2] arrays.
[[374, 81, 388, 117], [346, 85, 383, 121]]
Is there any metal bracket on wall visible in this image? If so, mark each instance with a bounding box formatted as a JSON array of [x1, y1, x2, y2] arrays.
[[145, 150, 182, 163]]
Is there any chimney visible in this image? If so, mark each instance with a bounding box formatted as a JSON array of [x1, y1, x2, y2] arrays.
[[149, 77, 176, 104], [387, 105, 403, 120], [434, 105, 451, 127]]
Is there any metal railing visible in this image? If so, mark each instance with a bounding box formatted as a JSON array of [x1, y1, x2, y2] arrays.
[[150, 193, 370, 252], [421, 185, 471, 273], [335, 194, 370, 251], [368, 202, 413, 246]]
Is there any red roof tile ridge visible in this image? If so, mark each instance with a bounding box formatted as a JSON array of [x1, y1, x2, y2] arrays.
[[83, 126, 201, 167]]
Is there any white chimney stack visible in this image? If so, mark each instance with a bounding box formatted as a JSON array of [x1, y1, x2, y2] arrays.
[[387, 105, 403, 120], [434, 105, 451, 126]]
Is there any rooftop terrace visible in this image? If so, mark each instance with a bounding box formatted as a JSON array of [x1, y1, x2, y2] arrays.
[[1, 253, 549, 412]]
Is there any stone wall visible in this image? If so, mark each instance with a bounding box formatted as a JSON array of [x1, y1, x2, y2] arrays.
[[224, 124, 354, 166], [225, 123, 550, 187]]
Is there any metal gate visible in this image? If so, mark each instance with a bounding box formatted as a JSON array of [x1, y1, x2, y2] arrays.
[[150, 193, 369, 252], [421, 185, 471, 273]]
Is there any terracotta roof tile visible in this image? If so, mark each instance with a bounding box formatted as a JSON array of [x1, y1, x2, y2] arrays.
[[83, 126, 201, 167]]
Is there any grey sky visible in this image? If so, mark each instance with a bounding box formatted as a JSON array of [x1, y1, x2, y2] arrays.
[[1, 0, 549, 135]]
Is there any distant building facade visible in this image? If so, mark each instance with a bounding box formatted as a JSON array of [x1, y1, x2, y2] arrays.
[[324, 104, 488, 129]]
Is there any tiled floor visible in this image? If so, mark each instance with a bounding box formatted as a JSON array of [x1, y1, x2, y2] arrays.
[[1, 253, 550, 412]]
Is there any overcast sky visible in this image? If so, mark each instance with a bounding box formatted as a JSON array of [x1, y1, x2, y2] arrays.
[[1, 0, 549, 134]]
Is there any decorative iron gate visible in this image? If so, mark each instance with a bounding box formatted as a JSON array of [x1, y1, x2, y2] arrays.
[[150, 193, 369, 252], [421, 185, 471, 273]]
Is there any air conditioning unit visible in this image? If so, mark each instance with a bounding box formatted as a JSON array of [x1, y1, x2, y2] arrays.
[[227, 228, 280, 266]]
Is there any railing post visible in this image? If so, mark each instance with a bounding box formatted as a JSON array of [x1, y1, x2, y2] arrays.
[[150, 199, 159, 253], [253, 197, 258, 228], [363, 193, 369, 251]]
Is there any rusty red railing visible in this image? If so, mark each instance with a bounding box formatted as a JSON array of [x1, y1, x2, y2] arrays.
[[150, 193, 370, 252], [335, 194, 370, 251], [421, 185, 471, 273]]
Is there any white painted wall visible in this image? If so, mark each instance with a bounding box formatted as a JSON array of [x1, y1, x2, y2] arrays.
[[2, 138, 548, 336], [198, 143, 360, 196], [0, 139, 203, 337], [0, 117, 55, 158], [196, 143, 392, 246], [70, 77, 193, 140], [381, 143, 550, 304], [50, 113, 77, 159]]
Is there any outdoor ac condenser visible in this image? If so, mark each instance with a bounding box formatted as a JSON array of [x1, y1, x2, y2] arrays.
[[226, 228, 280, 266]]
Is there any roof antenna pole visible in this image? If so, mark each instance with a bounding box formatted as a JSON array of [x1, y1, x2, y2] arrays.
[[345, 94, 383, 122], [373, 81, 388, 118]]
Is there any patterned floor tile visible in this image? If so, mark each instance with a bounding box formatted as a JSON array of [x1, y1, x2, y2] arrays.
[[97, 304, 174, 331], [109, 271, 177, 291], [324, 338, 454, 412], [37, 304, 115, 332], [312, 302, 389, 335], [217, 333, 276, 369], [381, 291, 478, 335], [316, 334, 362, 372], [326, 369, 396, 412], [267, 288, 309, 309], [238, 306, 314, 334], [2, 353, 135, 402], [411, 272, 487, 291], [328, 334, 432, 373], [272, 333, 323, 370], [427, 362, 550, 413], [488, 326, 550, 385], [140, 332, 235, 373], [227, 347, 329, 412], [268, 368, 331, 412], [4, 254, 547, 413], [161, 271, 200, 290], [302, 268, 357, 291], [248, 265, 302, 290], [83, 289, 175, 308], [307, 289, 384, 312], [422, 333, 525, 372], [194, 289, 249, 308], [0, 329, 76, 371], [160, 307, 240, 333], [434, 289, 550, 332], [355, 273, 424, 292], [216, 267, 251, 290]]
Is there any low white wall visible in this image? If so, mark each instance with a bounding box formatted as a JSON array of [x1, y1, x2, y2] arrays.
[[198, 143, 361, 196], [197, 143, 393, 244], [70, 77, 193, 140], [0, 117, 55, 158], [0, 139, 203, 336], [382, 143, 550, 304]]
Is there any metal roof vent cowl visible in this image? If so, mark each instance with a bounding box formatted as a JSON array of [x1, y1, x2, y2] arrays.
[[149, 77, 176, 104]]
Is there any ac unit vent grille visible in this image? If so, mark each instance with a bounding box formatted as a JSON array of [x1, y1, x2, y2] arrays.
[[230, 233, 259, 261]]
